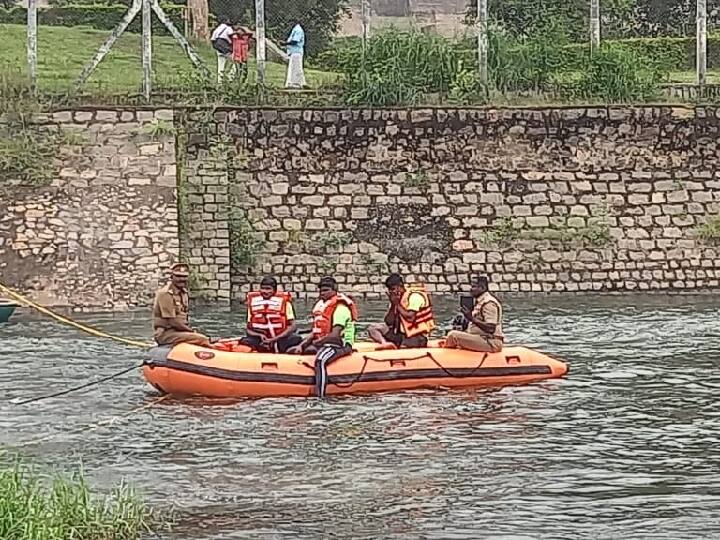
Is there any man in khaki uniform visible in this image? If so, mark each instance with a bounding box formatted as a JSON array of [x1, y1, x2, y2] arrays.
[[152, 263, 210, 347], [444, 276, 504, 353]]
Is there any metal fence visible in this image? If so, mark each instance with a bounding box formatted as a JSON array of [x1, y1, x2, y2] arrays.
[[7, 0, 718, 101]]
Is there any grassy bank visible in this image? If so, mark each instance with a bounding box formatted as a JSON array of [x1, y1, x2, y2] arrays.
[[0, 458, 155, 540], [1, 23, 338, 95]]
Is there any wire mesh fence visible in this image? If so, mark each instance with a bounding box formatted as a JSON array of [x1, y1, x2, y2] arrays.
[[3, 0, 720, 103]]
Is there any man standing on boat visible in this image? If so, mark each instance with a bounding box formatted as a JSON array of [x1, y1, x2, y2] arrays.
[[444, 276, 504, 353], [241, 276, 302, 353], [152, 263, 210, 348], [368, 273, 436, 348], [288, 277, 357, 397]]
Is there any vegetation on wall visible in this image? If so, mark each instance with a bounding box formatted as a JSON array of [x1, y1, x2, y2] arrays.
[[696, 215, 720, 243], [481, 214, 613, 250], [0, 78, 84, 191]]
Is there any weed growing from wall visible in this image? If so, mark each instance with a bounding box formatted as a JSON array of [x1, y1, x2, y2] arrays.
[[406, 171, 432, 192], [696, 215, 720, 244], [229, 206, 262, 268], [228, 146, 261, 270], [481, 210, 613, 250]]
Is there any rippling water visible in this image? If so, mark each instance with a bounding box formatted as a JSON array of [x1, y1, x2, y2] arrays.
[[1, 295, 720, 539]]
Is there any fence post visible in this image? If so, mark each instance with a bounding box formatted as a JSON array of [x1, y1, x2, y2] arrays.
[[255, 0, 266, 86], [27, 0, 37, 94], [590, 0, 600, 54], [361, 0, 370, 48], [697, 0, 707, 86], [142, 0, 152, 101], [477, 0, 488, 85]]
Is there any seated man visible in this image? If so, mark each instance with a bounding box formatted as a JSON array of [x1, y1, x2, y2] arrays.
[[152, 263, 210, 348], [368, 273, 435, 348], [240, 276, 301, 353], [444, 276, 504, 353], [288, 276, 357, 397]]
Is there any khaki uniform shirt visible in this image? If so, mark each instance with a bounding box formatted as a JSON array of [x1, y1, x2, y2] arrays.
[[468, 292, 504, 339], [152, 283, 189, 339]]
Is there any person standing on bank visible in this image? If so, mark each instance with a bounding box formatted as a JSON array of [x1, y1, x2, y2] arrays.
[[152, 263, 210, 348], [211, 19, 235, 84], [240, 276, 302, 353], [285, 21, 306, 89], [444, 276, 504, 353], [288, 277, 357, 397], [368, 273, 436, 348]]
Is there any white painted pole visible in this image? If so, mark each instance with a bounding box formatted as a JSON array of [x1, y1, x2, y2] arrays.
[[362, 0, 370, 48], [76, 0, 142, 88], [697, 0, 707, 86], [27, 0, 37, 94], [142, 0, 152, 101], [590, 0, 600, 54], [477, 0, 487, 84], [255, 0, 266, 86]]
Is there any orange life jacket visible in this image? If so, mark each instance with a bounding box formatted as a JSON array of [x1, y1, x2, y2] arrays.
[[398, 285, 436, 338], [246, 291, 292, 338], [311, 293, 358, 340]]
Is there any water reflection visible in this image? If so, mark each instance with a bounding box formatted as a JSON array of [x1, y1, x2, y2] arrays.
[[1, 294, 720, 538]]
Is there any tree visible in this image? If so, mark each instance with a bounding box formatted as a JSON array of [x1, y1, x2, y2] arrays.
[[188, 0, 209, 40], [465, 0, 588, 41]]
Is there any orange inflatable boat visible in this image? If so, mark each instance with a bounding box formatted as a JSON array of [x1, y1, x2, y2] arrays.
[[142, 340, 568, 398]]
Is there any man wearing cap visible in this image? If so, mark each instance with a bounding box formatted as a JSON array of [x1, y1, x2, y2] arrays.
[[444, 276, 504, 353], [287, 276, 358, 397], [152, 263, 210, 348]]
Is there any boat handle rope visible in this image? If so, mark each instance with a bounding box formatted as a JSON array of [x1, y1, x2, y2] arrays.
[[0, 282, 153, 349], [426, 351, 490, 379], [332, 351, 490, 390], [362, 351, 490, 379], [331, 356, 371, 389]]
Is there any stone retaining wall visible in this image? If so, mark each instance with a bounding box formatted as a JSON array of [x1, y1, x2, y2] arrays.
[[0, 109, 179, 310], [3, 105, 720, 310], [181, 106, 720, 302]]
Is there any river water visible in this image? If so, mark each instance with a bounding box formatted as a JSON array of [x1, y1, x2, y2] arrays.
[[1, 295, 719, 539]]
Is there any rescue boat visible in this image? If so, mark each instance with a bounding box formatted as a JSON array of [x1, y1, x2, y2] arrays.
[[142, 340, 568, 398]]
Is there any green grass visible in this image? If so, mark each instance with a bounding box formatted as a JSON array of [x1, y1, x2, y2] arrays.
[[0, 458, 156, 540], [668, 70, 720, 83], [1, 23, 338, 95]]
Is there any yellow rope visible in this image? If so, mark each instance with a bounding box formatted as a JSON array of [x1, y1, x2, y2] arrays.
[[0, 282, 152, 349]]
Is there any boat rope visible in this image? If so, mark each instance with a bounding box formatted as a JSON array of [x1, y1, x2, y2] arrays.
[[426, 351, 490, 378], [15, 394, 171, 448], [359, 351, 490, 379], [11, 364, 143, 406], [332, 356, 370, 389], [0, 282, 152, 349]]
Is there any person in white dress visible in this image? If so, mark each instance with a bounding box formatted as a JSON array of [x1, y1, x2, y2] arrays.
[[285, 22, 306, 89]]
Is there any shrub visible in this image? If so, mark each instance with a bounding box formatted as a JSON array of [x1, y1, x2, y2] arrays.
[[337, 29, 458, 106], [0, 459, 156, 540], [449, 67, 488, 105], [486, 20, 569, 93], [563, 44, 663, 102]]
